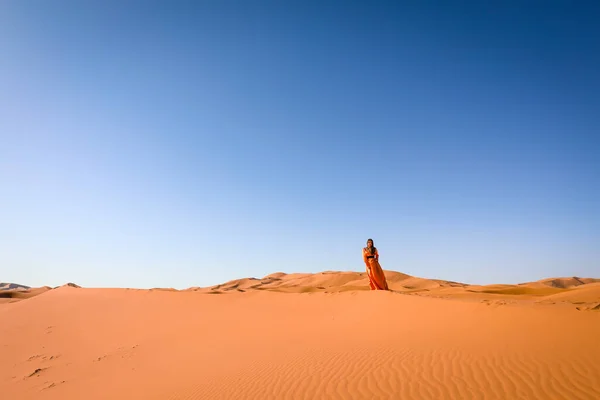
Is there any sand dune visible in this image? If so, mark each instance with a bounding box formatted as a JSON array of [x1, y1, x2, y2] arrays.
[[537, 277, 600, 288], [0, 282, 31, 290], [0, 282, 81, 304], [543, 282, 600, 304], [0, 286, 52, 303], [185, 272, 600, 306], [2, 271, 600, 399], [192, 271, 468, 295]]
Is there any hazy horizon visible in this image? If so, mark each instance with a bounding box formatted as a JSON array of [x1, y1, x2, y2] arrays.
[[1, 1, 598, 289]]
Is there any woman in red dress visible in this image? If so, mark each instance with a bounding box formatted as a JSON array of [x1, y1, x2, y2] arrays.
[[363, 238, 389, 290]]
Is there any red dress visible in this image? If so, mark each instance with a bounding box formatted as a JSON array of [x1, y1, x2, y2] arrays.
[[363, 247, 389, 290]]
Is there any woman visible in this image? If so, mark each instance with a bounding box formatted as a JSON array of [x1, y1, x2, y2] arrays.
[[363, 238, 389, 290]]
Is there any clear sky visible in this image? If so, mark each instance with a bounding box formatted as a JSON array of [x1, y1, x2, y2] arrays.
[[1, 1, 598, 289]]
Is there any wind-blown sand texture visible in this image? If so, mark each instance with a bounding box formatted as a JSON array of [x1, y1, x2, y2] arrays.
[[2, 271, 600, 399]]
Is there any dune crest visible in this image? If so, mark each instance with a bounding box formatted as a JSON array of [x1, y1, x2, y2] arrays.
[[0, 282, 31, 291], [4, 271, 599, 307], [181, 271, 600, 306], [59, 283, 81, 289]]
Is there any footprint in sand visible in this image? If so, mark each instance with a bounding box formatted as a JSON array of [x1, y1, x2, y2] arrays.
[[42, 380, 66, 390], [95, 345, 139, 362], [25, 367, 47, 379], [27, 354, 61, 362]]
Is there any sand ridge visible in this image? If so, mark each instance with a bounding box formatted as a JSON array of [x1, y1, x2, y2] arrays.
[[182, 271, 600, 308]]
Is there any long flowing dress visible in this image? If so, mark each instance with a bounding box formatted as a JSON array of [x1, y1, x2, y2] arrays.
[[363, 247, 389, 290]]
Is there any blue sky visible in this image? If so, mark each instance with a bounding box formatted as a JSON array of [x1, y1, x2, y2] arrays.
[[1, 1, 598, 289]]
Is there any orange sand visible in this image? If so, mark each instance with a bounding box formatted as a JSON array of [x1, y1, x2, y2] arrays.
[[2, 271, 600, 399]]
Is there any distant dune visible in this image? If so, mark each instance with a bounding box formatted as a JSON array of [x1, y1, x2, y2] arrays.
[[54, 283, 82, 289], [0, 282, 79, 304], [2, 271, 599, 399], [182, 271, 600, 308], [4, 271, 600, 306], [0, 282, 31, 290], [536, 276, 600, 288], [185, 270, 468, 294], [0, 286, 52, 304]]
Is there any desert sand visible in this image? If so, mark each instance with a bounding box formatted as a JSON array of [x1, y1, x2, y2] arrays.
[[2, 270, 600, 399]]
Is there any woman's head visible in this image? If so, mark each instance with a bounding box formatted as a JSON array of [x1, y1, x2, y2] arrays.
[[366, 238, 376, 254]]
